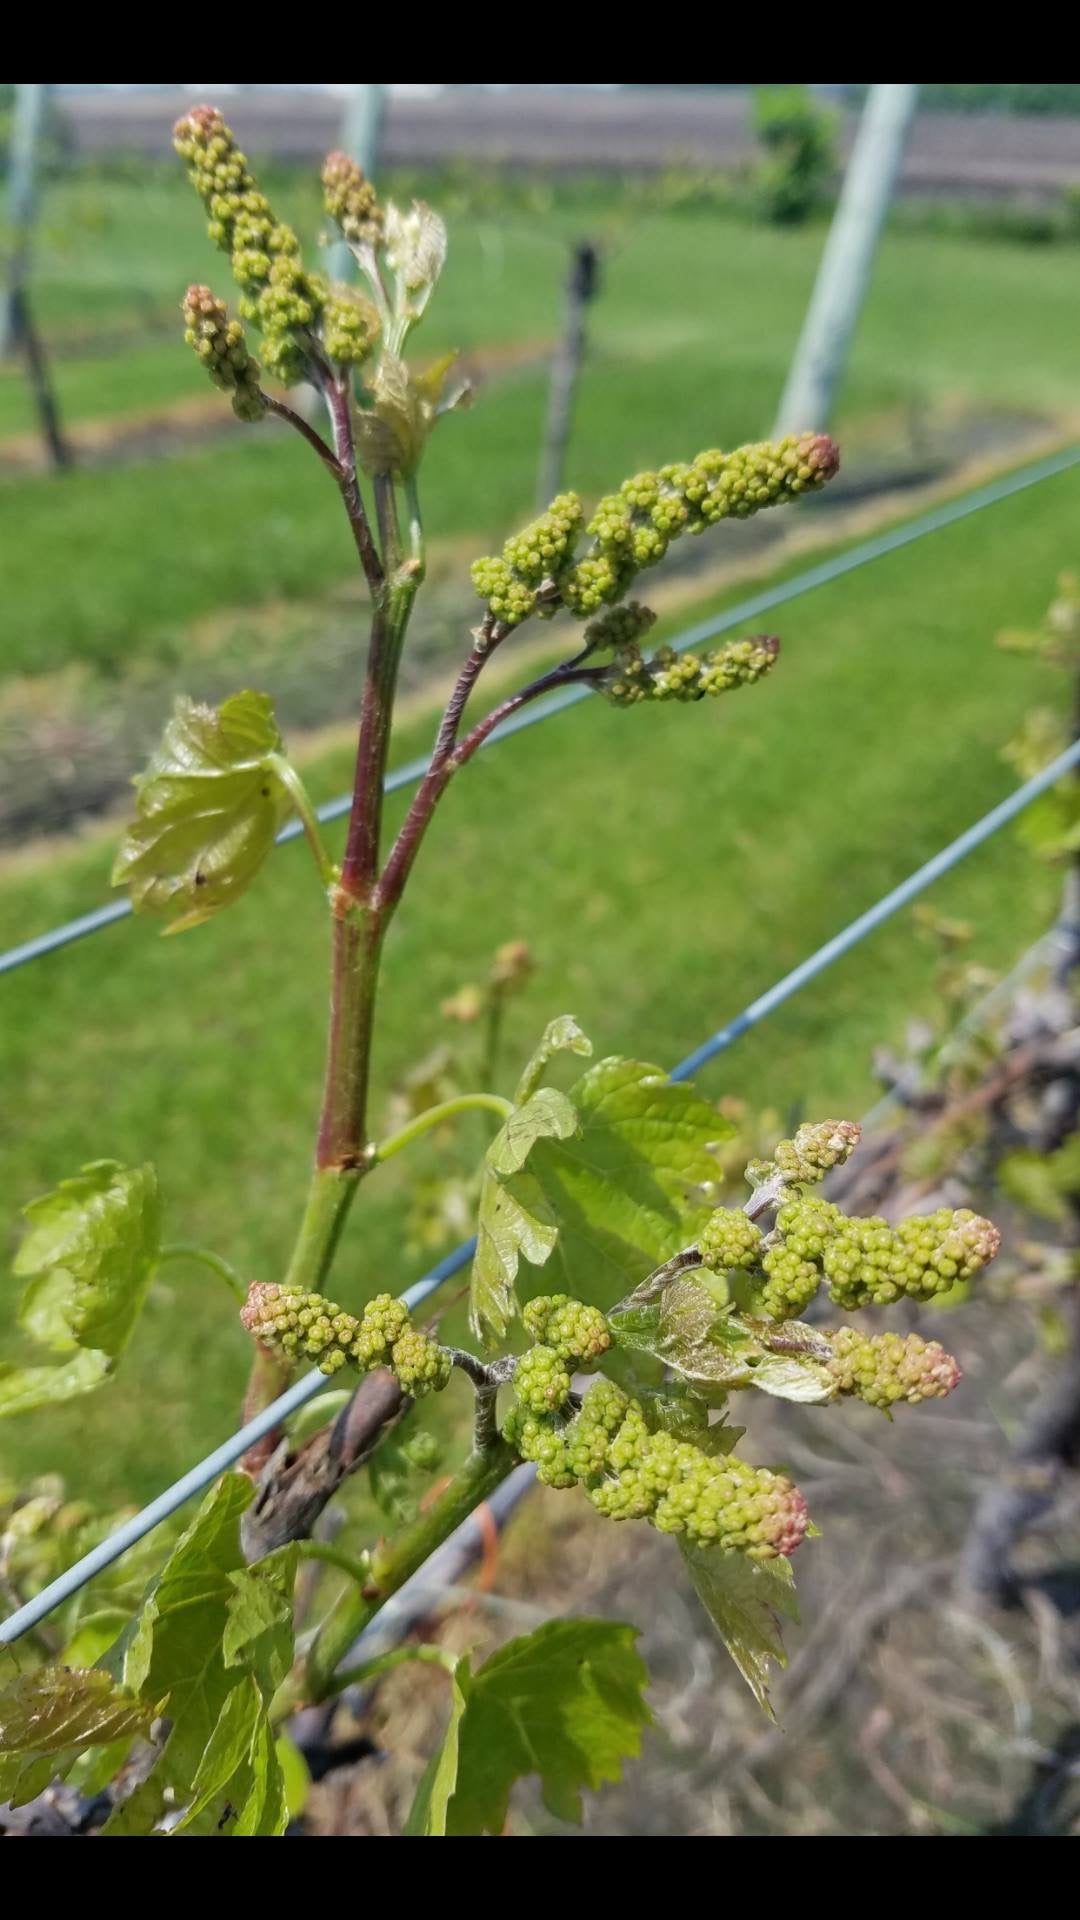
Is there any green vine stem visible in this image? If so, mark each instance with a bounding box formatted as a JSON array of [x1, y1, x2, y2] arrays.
[[373, 1093, 513, 1165], [304, 1439, 515, 1702], [157, 1243, 246, 1304], [294, 1539, 372, 1589], [269, 756, 337, 891], [332, 1640, 458, 1694]]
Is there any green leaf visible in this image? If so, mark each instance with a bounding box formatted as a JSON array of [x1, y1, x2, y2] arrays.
[[419, 1618, 651, 1836], [404, 1663, 470, 1836], [612, 1281, 835, 1404], [471, 1169, 559, 1348], [487, 1088, 580, 1177], [470, 1054, 728, 1346], [999, 1135, 1080, 1223], [517, 1059, 729, 1307], [275, 1732, 311, 1823], [679, 1540, 798, 1718], [0, 1667, 156, 1807], [106, 1478, 297, 1833], [15, 1159, 160, 1359], [169, 1675, 288, 1837], [747, 1353, 835, 1403], [224, 1547, 297, 1695], [612, 1275, 756, 1387], [515, 1015, 593, 1103], [469, 1018, 594, 1345], [121, 1474, 254, 1797], [0, 1350, 110, 1416], [111, 690, 291, 933]]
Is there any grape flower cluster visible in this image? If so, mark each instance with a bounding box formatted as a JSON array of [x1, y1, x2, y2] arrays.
[[601, 636, 781, 707], [504, 1373, 807, 1559], [826, 1327, 962, 1409], [181, 286, 264, 423], [765, 1197, 1001, 1313], [240, 1282, 451, 1395], [174, 106, 327, 387], [472, 434, 840, 629]]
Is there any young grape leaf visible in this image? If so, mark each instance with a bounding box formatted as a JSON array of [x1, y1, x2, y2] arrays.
[[471, 1055, 728, 1346], [15, 1160, 160, 1359], [168, 1674, 288, 1837], [101, 1477, 296, 1834], [520, 1060, 729, 1306], [611, 1281, 836, 1403], [514, 1015, 592, 1103], [0, 1351, 110, 1417], [679, 1539, 798, 1719], [0, 1667, 157, 1808], [487, 1088, 579, 1177], [1, 1161, 160, 1419], [353, 353, 464, 476], [223, 1546, 297, 1696], [472, 1172, 559, 1347], [404, 1663, 470, 1837], [111, 691, 291, 933], [120, 1475, 253, 1775], [385, 200, 448, 302], [405, 1619, 651, 1837], [747, 1353, 835, 1403]]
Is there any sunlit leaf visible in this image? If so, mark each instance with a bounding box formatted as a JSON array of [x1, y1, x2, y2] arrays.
[[112, 691, 291, 933], [0, 1667, 156, 1807], [15, 1159, 160, 1359], [679, 1540, 798, 1718], [0, 1350, 110, 1417], [404, 1663, 470, 1837], [471, 1051, 728, 1346], [169, 1675, 288, 1837], [408, 1619, 651, 1837], [514, 1015, 592, 1103]]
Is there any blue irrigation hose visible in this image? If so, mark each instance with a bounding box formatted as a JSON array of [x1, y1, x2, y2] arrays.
[[4, 739, 1079, 1646], [3, 437, 1079, 979]]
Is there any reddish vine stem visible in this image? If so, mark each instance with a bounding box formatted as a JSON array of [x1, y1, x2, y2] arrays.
[[262, 395, 343, 483], [323, 379, 384, 593], [379, 655, 600, 914]]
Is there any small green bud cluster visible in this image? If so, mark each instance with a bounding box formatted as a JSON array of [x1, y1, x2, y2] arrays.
[[822, 1206, 1001, 1309], [602, 635, 780, 707], [322, 149, 383, 247], [505, 1375, 807, 1559], [773, 1119, 862, 1185], [583, 603, 658, 655], [321, 286, 380, 368], [698, 1207, 764, 1272], [500, 1407, 578, 1488], [240, 1284, 450, 1393], [182, 285, 264, 422], [521, 1294, 611, 1364], [827, 1326, 962, 1410], [472, 434, 839, 626], [760, 1237, 826, 1321], [174, 106, 324, 387], [765, 1198, 1000, 1315], [513, 1344, 573, 1415], [470, 494, 584, 627], [388, 1324, 454, 1395]]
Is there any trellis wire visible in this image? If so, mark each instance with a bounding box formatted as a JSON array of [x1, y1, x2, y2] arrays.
[[4, 736, 1079, 1647], [3, 438, 1080, 979]]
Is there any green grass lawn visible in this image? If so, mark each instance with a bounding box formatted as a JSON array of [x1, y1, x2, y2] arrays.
[[0, 461, 1071, 1507], [3, 178, 1080, 676]]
